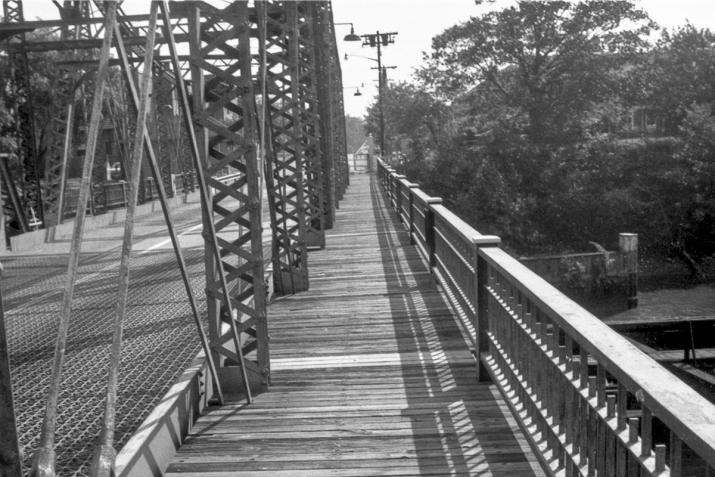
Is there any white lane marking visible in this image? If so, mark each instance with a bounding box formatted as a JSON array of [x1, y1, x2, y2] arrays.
[[137, 223, 203, 255]]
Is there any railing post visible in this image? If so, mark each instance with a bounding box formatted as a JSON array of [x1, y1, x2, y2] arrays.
[[0, 263, 21, 477], [407, 183, 418, 245], [394, 174, 405, 219], [474, 235, 501, 382], [619, 233, 638, 309], [424, 198, 442, 269], [386, 168, 395, 205]]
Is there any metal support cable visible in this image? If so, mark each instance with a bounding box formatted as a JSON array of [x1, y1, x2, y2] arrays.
[[111, 4, 226, 408], [31, 5, 117, 476], [88, 5, 158, 476], [0, 263, 21, 477]]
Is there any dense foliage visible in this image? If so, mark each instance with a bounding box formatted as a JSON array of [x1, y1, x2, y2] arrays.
[[365, 2, 715, 275]]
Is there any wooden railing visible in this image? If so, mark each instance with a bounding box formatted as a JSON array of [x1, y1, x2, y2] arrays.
[[377, 158, 715, 477]]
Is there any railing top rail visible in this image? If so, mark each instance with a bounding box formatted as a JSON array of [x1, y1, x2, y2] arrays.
[[376, 154, 715, 468], [480, 245, 715, 465], [432, 204, 490, 246]]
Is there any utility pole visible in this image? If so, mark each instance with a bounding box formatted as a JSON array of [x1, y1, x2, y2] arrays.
[[360, 31, 397, 157]]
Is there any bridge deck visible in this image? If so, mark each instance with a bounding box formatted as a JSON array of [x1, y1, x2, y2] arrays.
[[166, 174, 545, 476]]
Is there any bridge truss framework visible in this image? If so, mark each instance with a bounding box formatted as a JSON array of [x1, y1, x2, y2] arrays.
[[0, 1, 349, 475]]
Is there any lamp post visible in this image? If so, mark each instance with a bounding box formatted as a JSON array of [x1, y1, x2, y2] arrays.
[[359, 31, 397, 157]]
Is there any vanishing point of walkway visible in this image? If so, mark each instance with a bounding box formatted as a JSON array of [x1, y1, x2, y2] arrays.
[[166, 174, 545, 476]]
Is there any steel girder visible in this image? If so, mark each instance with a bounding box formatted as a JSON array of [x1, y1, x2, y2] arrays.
[[261, 1, 310, 294], [313, 1, 337, 229], [42, 1, 93, 226], [323, 1, 349, 202], [296, 2, 326, 249], [188, 1, 269, 392], [2, 0, 42, 229]]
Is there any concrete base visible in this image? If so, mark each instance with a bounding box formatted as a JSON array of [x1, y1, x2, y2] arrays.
[[114, 355, 213, 477]]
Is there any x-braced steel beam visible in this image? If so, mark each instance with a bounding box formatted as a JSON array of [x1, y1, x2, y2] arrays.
[[188, 1, 269, 395], [262, 1, 310, 294], [42, 1, 93, 226], [297, 1, 326, 249], [3, 0, 43, 229]]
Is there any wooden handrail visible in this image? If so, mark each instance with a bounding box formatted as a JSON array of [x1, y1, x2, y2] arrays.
[[375, 157, 715, 476], [482, 245, 715, 468]]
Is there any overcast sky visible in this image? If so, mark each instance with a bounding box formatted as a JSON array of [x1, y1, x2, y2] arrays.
[[20, 0, 715, 117]]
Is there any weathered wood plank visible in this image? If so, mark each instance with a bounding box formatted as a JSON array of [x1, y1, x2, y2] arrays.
[[165, 174, 545, 477]]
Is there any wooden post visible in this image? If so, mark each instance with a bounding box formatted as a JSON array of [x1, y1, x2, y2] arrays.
[[619, 233, 638, 309], [474, 236, 501, 382], [394, 175, 405, 221], [407, 183, 418, 245], [424, 198, 442, 269]]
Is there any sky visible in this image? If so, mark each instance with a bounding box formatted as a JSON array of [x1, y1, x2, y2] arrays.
[[18, 0, 715, 118], [332, 0, 715, 118]]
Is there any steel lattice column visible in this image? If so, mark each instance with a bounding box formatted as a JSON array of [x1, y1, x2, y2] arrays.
[[188, 2, 269, 391], [3, 0, 43, 227], [261, 1, 310, 294], [323, 1, 349, 201], [313, 1, 338, 227], [42, 1, 92, 226], [296, 2, 326, 249]]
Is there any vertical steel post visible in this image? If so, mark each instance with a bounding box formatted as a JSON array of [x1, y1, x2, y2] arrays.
[[2, 0, 43, 226], [262, 1, 310, 294], [186, 1, 268, 395]]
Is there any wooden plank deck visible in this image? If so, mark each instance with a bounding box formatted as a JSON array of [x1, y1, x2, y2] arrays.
[[165, 174, 546, 477]]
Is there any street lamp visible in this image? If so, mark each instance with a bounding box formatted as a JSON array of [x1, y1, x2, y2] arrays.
[[334, 23, 361, 42], [358, 31, 398, 157], [344, 86, 363, 97]]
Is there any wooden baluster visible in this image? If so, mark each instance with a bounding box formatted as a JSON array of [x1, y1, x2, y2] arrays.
[[549, 322, 563, 469], [641, 406, 653, 459], [514, 302, 525, 405], [564, 335, 576, 458], [524, 312, 534, 392], [596, 364, 607, 474], [588, 376, 598, 477], [578, 349, 589, 468], [655, 444, 666, 474], [617, 382, 628, 431], [628, 417, 641, 476], [669, 432, 682, 477], [606, 395, 617, 476], [476, 256, 491, 381]]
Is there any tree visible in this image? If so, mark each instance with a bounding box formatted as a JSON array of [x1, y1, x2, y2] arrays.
[[364, 81, 452, 170], [419, 1, 654, 144], [632, 24, 715, 135]]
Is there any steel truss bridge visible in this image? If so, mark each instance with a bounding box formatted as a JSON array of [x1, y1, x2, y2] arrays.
[[0, 1, 714, 477]]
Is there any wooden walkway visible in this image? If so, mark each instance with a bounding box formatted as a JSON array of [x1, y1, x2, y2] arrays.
[[166, 174, 545, 476]]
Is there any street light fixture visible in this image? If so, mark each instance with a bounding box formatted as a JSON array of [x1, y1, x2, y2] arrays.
[[344, 86, 363, 97], [358, 31, 398, 157], [334, 22, 361, 42]]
